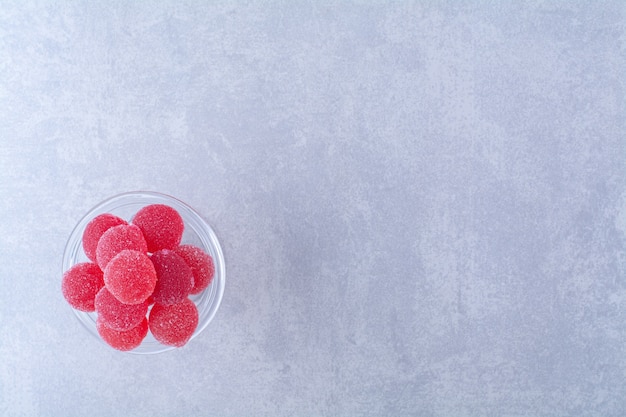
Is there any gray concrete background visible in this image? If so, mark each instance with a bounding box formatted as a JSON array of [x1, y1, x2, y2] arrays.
[[1, 1, 625, 416]]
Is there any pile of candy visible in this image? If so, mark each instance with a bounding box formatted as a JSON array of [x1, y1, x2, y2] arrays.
[[62, 204, 215, 351]]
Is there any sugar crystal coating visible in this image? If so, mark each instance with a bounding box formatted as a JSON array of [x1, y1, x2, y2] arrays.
[[150, 249, 194, 305], [62, 262, 104, 312], [149, 298, 198, 347], [103, 250, 157, 305], [95, 287, 149, 331], [175, 244, 215, 295], [132, 204, 184, 252], [96, 224, 148, 270], [97, 316, 148, 351], [82, 213, 127, 262]]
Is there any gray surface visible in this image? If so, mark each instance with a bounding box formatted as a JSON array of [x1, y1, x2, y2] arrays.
[[1, 1, 625, 416]]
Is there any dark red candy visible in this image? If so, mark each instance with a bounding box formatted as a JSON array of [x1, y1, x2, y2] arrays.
[[103, 250, 157, 305], [97, 316, 148, 351], [96, 224, 148, 270], [175, 244, 215, 295], [82, 213, 127, 262], [149, 298, 198, 347], [95, 287, 149, 331], [132, 204, 184, 252], [61, 262, 105, 312], [150, 249, 194, 305]]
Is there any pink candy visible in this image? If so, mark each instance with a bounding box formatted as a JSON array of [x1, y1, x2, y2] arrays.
[[132, 204, 184, 252], [61, 262, 104, 312], [175, 244, 215, 295], [95, 287, 149, 331], [82, 213, 127, 262], [62, 202, 215, 351], [103, 250, 157, 305], [96, 224, 148, 270], [149, 298, 199, 347], [97, 316, 149, 351], [150, 249, 194, 305]]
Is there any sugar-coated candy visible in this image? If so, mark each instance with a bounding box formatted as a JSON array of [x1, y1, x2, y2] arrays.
[[95, 287, 149, 331], [150, 249, 194, 305], [103, 250, 157, 305], [96, 224, 148, 270], [149, 298, 198, 347], [97, 316, 148, 351], [175, 244, 215, 295], [132, 204, 184, 252], [82, 213, 127, 262], [61, 262, 104, 312]]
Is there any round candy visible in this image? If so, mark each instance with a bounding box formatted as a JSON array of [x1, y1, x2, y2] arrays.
[[150, 249, 194, 305], [96, 224, 148, 270], [95, 287, 149, 331], [103, 250, 157, 305], [82, 213, 127, 262], [174, 244, 215, 295], [149, 298, 198, 347], [97, 316, 148, 351], [132, 204, 184, 252], [61, 262, 104, 312]]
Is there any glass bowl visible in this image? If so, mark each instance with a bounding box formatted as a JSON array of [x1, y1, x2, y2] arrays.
[[62, 191, 225, 354]]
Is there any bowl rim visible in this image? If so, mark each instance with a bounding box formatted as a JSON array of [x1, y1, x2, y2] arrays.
[[62, 190, 225, 354]]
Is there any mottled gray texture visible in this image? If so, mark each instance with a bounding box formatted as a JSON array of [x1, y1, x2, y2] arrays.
[[1, 1, 625, 416]]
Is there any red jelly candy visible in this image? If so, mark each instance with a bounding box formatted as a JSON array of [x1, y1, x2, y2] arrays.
[[145, 294, 155, 305], [103, 250, 157, 305], [96, 224, 148, 270], [95, 287, 149, 331], [175, 244, 215, 295], [150, 249, 194, 305], [97, 316, 148, 351], [82, 213, 127, 262], [61, 262, 104, 312], [132, 204, 184, 252], [149, 298, 198, 347]]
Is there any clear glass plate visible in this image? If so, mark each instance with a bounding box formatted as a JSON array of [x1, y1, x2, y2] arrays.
[[62, 191, 225, 354]]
